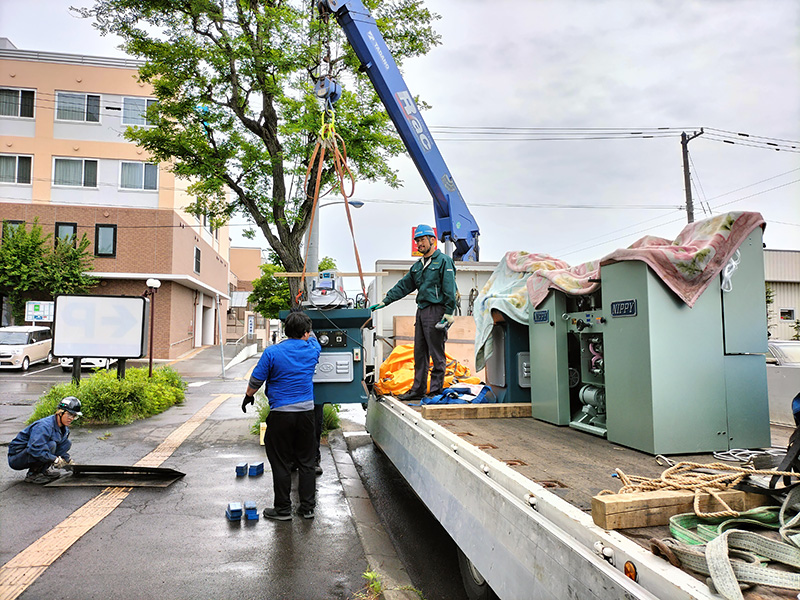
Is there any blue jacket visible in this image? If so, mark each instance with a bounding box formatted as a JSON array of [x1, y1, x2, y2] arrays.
[[250, 337, 321, 410], [8, 415, 71, 462]]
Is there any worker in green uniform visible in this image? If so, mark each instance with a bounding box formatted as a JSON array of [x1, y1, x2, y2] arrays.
[[370, 224, 457, 401]]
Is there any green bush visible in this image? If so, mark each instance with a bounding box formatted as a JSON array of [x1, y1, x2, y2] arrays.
[[248, 394, 341, 436], [27, 366, 186, 426], [322, 403, 341, 433]]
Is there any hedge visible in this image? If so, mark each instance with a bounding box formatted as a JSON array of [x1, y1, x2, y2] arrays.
[[27, 366, 187, 426]]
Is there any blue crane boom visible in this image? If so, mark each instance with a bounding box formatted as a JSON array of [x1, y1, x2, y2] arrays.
[[317, 0, 480, 261]]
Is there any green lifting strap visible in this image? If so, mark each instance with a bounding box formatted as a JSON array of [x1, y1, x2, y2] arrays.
[[669, 507, 781, 545]]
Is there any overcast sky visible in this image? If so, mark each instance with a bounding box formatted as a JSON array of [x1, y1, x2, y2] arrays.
[[2, 0, 798, 280]]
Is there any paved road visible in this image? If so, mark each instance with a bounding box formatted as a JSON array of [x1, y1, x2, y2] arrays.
[[1, 348, 475, 600], [343, 423, 469, 600], [1, 350, 379, 600]]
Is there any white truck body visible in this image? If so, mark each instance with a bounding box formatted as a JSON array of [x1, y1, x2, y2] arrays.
[[364, 260, 787, 600]]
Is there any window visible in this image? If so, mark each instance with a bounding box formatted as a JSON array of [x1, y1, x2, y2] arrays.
[[2, 220, 23, 240], [55, 222, 77, 247], [54, 158, 97, 187], [95, 224, 117, 257], [33, 329, 52, 343], [0, 88, 34, 118], [120, 161, 158, 190], [56, 92, 100, 122], [780, 308, 796, 322], [194, 247, 201, 273], [122, 97, 157, 126], [0, 155, 32, 184]]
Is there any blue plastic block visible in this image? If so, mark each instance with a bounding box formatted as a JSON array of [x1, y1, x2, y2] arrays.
[[244, 501, 257, 511], [248, 462, 264, 476], [235, 462, 248, 477]]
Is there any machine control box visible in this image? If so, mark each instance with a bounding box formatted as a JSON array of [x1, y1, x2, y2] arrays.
[[313, 351, 354, 383], [317, 330, 348, 348]]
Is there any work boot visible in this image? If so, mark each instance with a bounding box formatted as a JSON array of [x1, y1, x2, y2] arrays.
[[397, 390, 422, 401], [315, 459, 323, 476], [25, 470, 59, 484], [296, 508, 315, 520], [262, 507, 292, 521]]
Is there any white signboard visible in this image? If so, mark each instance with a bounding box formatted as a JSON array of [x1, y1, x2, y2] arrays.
[[247, 315, 255, 336], [26, 301, 55, 322], [53, 295, 148, 359]]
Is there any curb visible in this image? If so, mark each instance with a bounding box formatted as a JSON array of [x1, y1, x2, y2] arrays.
[[328, 430, 420, 600]]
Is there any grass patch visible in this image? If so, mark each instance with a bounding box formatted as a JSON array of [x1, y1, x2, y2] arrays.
[[249, 393, 341, 436], [28, 366, 187, 426]]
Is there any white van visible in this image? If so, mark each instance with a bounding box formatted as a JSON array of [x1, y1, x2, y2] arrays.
[[0, 326, 53, 371], [59, 357, 118, 371]]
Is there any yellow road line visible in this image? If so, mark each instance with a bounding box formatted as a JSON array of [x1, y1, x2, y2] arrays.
[[0, 393, 234, 600]]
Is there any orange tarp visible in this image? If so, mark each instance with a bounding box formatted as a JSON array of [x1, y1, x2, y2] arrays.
[[373, 343, 481, 396]]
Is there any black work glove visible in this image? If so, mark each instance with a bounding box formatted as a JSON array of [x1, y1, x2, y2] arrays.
[[241, 394, 255, 413]]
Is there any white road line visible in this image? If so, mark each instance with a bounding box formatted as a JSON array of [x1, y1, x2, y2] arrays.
[[22, 364, 61, 377]]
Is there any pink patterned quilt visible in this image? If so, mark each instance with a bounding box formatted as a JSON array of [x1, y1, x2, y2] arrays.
[[526, 211, 765, 308]]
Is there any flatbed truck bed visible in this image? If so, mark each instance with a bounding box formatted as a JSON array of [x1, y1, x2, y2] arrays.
[[366, 395, 795, 600]]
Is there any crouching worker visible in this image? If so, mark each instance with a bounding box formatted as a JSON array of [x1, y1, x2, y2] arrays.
[[241, 312, 321, 520], [8, 397, 81, 484]]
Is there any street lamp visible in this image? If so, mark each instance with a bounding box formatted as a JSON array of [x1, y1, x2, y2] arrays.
[[143, 278, 161, 377], [305, 199, 364, 287]]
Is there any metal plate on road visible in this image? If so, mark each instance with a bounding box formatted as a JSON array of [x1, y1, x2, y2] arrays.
[[45, 464, 185, 488]]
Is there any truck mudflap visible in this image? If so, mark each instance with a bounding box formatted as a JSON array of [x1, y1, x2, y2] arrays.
[[366, 396, 716, 600]]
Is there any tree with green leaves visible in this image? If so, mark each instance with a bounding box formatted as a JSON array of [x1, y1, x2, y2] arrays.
[[0, 220, 97, 324], [249, 253, 336, 318], [77, 0, 440, 304]]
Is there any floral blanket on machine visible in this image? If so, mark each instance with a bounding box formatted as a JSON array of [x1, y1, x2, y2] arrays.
[[475, 212, 765, 372], [473, 252, 573, 372]]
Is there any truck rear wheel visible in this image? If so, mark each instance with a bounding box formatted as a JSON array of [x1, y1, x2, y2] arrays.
[[457, 548, 498, 600]]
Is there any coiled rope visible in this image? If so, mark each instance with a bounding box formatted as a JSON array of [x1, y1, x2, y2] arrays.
[[601, 461, 799, 519]]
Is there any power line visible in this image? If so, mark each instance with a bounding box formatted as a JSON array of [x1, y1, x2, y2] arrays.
[[553, 178, 800, 258], [710, 178, 800, 209], [704, 127, 800, 145], [320, 195, 681, 210]]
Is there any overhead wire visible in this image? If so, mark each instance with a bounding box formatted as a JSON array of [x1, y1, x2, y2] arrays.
[[687, 149, 712, 216], [551, 174, 800, 258]]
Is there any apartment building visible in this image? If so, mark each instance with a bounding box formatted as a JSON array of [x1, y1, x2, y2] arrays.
[[227, 247, 280, 350], [0, 38, 230, 359]]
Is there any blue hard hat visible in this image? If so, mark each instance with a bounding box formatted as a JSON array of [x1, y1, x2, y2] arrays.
[[413, 224, 435, 239]]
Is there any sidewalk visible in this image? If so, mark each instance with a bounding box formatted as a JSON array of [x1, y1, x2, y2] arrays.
[[0, 346, 415, 600]]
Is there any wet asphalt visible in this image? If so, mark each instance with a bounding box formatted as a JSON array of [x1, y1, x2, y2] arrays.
[[0, 347, 407, 600]]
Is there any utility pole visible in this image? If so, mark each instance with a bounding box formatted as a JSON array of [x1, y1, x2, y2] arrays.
[[680, 128, 704, 223]]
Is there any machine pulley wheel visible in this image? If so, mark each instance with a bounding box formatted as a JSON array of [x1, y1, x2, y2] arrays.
[[568, 367, 581, 388]]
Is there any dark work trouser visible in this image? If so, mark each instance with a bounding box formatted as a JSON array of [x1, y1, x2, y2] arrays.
[[264, 409, 316, 514], [8, 439, 69, 473], [410, 304, 447, 396]]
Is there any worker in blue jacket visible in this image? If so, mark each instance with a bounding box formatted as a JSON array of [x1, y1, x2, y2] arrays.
[[241, 311, 321, 521], [8, 397, 81, 484], [370, 224, 457, 401]]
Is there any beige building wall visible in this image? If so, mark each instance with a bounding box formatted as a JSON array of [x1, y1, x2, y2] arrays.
[[230, 247, 264, 289], [0, 43, 231, 358]]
